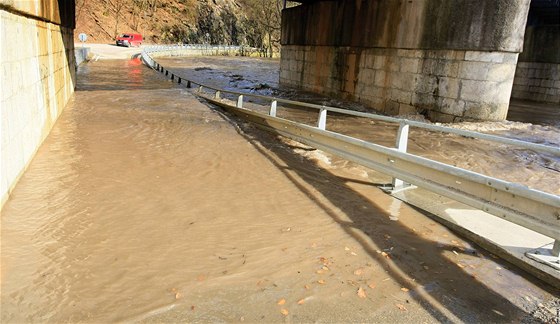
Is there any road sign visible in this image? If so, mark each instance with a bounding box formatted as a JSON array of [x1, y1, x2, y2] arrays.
[[78, 33, 87, 42]]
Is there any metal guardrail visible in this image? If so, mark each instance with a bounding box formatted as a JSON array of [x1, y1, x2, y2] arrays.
[[143, 44, 262, 57], [144, 44, 242, 51], [140, 46, 560, 267], [142, 47, 559, 156]]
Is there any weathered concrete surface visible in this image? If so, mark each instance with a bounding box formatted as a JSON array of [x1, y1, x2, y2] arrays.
[[511, 24, 560, 104], [0, 1, 75, 208], [0, 0, 74, 26], [519, 26, 560, 64], [280, 0, 531, 122], [282, 0, 529, 52]]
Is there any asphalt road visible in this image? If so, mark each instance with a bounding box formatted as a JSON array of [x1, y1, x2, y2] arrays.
[[79, 43, 143, 59]]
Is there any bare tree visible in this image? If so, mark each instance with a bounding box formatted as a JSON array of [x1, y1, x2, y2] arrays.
[[149, 0, 158, 16], [243, 0, 295, 57], [258, 0, 281, 57], [107, 0, 128, 38], [131, 0, 149, 30]]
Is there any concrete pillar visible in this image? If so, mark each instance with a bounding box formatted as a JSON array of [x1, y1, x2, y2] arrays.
[[280, 0, 531, 122]]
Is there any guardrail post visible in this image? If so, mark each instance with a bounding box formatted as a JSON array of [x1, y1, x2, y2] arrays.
[[171, 74, 174, 81], [237, 95, 243, 108], [526, 238, 560, 270], [165, 70, 168, 76], [317, 107, 327, 130], [187, 80, 191, 88], [198, 86, 203, 93], [391, 123, 410, 191], [270, 100, 277, 117], [178, 77, 182, 84], [215, 91, 221, 99]]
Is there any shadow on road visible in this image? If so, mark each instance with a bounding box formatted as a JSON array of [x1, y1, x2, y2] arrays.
[[210, 104, 557, 322]]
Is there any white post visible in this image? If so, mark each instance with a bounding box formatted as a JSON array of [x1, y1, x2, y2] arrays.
[[237, 95, 244, 108], [392, 123, 410, 189], [317, 107, 327, 130], [215, 91, 221, 99], [553, 240, 560, 257], [270, 100, 277, 117]]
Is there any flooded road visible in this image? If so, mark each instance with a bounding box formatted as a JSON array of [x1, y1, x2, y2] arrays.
[[160, 56, 560, 196], [1, 58, 559, 323]]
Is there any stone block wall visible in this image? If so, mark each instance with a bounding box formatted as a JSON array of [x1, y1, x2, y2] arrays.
[[510, 25, 560, 104], [512, 62, 560, 104], [1, 8, 75, 207], [281, 45, 518, 122]]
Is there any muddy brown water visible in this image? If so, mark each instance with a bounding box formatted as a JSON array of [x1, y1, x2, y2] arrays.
[[159, 56, 560, 196], [1, 58, 558, 323]]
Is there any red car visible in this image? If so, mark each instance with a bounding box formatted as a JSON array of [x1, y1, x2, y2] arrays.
[[116, 33, 143, 47]]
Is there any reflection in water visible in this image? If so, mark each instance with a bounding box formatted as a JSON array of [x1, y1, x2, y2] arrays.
[[127, 57, 144, 86], [1, 59, 557, 323]]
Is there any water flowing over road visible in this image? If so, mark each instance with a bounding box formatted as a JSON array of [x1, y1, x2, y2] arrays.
[[1, 57, 558, 323], [159, 56, 560, 195]]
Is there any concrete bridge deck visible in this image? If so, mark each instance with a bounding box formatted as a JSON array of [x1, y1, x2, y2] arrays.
[[1, 58, 558, 322]]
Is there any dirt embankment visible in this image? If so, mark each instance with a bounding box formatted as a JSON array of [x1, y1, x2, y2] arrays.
[[75, 0, 285, 52]]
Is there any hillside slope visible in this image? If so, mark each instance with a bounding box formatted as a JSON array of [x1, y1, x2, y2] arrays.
[[75, 0, 287, 53]]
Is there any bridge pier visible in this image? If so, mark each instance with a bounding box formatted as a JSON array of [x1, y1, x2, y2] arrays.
[[280, 0, 532, 122]]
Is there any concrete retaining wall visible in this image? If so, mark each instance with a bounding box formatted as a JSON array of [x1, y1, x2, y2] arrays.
[[1, 5, 75, 208], [280, 0, 530, 122]]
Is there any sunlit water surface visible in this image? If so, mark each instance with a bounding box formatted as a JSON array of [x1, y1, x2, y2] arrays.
[[159, 56, 560, 195], [1, 58, 558, 323]]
